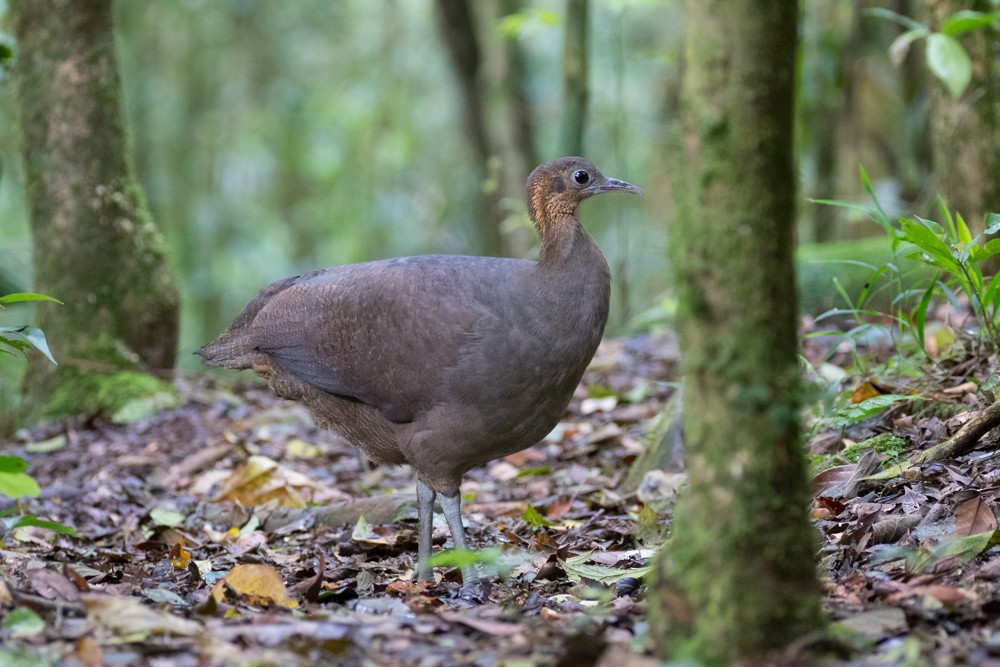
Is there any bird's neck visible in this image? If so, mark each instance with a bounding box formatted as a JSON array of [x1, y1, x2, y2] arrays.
[[536, 215, 605, 271]]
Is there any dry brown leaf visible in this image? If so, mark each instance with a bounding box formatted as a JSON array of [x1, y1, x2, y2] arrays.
[[952, 496, 998, 536], [211, 563, 298, 609], [439, 611, 524, 636], [812, 464, 858, 496], [850, 382, 881, 404]]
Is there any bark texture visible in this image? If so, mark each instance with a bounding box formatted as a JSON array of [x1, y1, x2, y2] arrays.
[[11, 0, 180, 411], [926, 0, 1000, 232], [649, 1, 823, 663]]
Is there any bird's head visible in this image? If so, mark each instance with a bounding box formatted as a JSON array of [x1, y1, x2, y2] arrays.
[[526, 157, 643, 224]]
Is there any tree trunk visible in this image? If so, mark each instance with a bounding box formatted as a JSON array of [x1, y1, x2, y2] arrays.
[[11, 0, 180, 412], [648, 1, 823, 664], [561, 0, 589, 156], [434, 0, 504, 257], [925, 0, 1000, 232]]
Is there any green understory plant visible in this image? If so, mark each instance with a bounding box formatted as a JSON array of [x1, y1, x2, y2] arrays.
[[0, 291, 75, 535], [809, 168, 1000, 432]]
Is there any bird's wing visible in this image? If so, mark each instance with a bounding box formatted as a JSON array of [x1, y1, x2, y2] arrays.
[[247, 256, 516, 423]]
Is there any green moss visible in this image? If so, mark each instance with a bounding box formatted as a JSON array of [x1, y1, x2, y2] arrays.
[[46, 369, 177, 422], [916, 401, 967, 420], [841, 433, 910, 463], [809, 453, 843, 475]]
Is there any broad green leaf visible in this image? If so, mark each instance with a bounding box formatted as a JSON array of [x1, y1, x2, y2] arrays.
[[0, 471, 41, 499], [940, 10, 995, 36], [984, 271, 1000, 309], [0, 455, 29, 474], [899, 218, 959, 270], [926, 33, 972, 98], [0, 326, 57, 364], [0, 292, 62, 306]]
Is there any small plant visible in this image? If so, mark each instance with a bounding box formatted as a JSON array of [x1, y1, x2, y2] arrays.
[[815, 166, 1000, 357], [0, 291, 75, 535], [0, 292, 61, 363], [869, 7, 999, 98]]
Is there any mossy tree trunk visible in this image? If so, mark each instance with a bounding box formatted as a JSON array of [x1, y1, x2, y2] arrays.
[[11, 0, 180, 416], [925, 0, 1000, 232], [648, 1, 823, 664]]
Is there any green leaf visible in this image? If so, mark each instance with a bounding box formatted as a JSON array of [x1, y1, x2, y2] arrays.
[[940, 10, 995, 36], [559, 557, 652, 585], [986, 213, 1000, 235], [149, 507, 186, 527], [859, 165, 892, 228], [864, 7, 927, 31], [970, 238, 1000, 263], [0, 455, 29, 474], [899, 218, 959, 270], [0, 292, 62, 306], [926, 33, 972, 98], [0, 471, 41, 499], [9, 515, 78, 535], [425, 546, 501, 569], [956, 212, 973, 245], [889, 28, 928, 65], [0, 326, 57, 364], [914, 282, 937, 352], [825, 394, 917, 429], [1, 607, 46, 638], [522, 504, 555, 528]]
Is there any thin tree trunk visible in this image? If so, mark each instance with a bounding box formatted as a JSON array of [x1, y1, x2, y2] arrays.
[[11, 0, 180, 412], [435, 0, 504, 257], [648, 1, 823, 663], [561, 0, 588, 156]]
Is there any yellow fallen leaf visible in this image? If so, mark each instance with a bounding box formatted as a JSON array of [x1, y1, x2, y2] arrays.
[[211, 564, 298, 609], [215, 455, 318, 508], [169, 538, 191, 570]]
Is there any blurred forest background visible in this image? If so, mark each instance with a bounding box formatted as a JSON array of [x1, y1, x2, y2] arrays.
[[0, 0, 995, 399]]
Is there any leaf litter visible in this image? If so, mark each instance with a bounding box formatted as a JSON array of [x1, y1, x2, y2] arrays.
[[7, 322, 1000, 664]]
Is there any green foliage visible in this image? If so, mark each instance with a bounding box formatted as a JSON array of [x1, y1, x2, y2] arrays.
[[0, 455, 39, 499], [0, 293, 62, 364], [870, 7, 999, 98], [815, 167, 1000, 356]]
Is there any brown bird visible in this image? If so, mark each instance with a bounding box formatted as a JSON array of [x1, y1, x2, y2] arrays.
[[198, 157, 642, 583]]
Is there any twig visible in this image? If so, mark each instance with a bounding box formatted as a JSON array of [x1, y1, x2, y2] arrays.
[[914, 399, 1000, 464]]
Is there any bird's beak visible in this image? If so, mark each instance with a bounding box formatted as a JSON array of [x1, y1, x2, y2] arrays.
[[585, 177, 644, 196]]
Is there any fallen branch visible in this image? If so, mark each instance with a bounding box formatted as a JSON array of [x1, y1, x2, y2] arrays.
[[914, 399, 1000, 464]]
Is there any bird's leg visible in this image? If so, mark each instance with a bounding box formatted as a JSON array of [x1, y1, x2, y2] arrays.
[[416, 480, 436, 581], [439, 490, 479, 585]]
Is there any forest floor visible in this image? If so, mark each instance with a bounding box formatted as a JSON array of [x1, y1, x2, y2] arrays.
[[3, 319, 1000, 666]]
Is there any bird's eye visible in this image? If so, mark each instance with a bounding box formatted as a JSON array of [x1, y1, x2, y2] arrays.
[[573, 170, 590, 185]]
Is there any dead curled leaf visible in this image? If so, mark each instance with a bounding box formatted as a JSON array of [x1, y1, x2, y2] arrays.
[[211, 564, 298, 609]]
